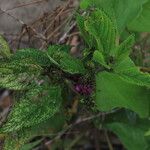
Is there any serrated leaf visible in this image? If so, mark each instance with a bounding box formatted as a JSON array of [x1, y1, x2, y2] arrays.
[[84, 9, 117, 56], [0, 35, 11, 58], [0, 73, 34, 90], [0, 57, 42, 90], [1, 59, 42, 75], [80, 0, 148, 33], [76, 15, 96, 48], [113, 57, 150, 87], [93, 50, 110, 69], [96, 71, 150, 118], [106, 122, 149, 150], [0, 85, 62, 133], [3, 113, 65, 150], [11, 48, 51, 67], [128, 0, 150, 32], [47, 47, 86, 74], [116, 35, 135, 58], [47, 45, 71, 54]]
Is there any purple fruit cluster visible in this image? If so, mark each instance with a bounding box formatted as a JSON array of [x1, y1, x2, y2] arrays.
[[74, 84, 93, 95]]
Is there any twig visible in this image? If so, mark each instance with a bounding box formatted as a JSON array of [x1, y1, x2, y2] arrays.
[[94, 129, 101, 150], [140, 67, 150, 73], [40, 18, 69, 49], [0, 8, 46, 41], [43, 0, 72, 35], [0, 0, 47, 15], [58, 22, 77, 44], [104, 130, 114, 150], [45, 109, 120, 147], [65, 134, 84, 150]]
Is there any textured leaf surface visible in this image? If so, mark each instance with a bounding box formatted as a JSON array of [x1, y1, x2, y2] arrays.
[[0, 62, 41, 90], [116, 35, 135, 58], [0, 35, 11, 58], [11, 48, 51, 67], [114, 57, 150, 87], [80, 0, 148, 33], [128, 0, 150, 32], [76, 15, 96, 48], [84, 9, 116, 55], [1, 85, 62, 133], [47, 47, 86, 74], [96, 71, 150, 118], [106, 122, 149, 150], [3, 114, 65, 150], [0, 73, 34, 90], [93, 50, 110, 69]]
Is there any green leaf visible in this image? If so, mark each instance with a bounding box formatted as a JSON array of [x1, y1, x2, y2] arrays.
[[96, 71, 150, 118], [0, 73, 34, 90], [128, 0, 150, 32], [47, 46, 86, 74], [76, 15, 96, 48], [80, 0, 148, 33], [84, 9, 117, 55], [106, 122, 149, 150], [0, 35, 11, 58], [93, 50, 110, 69], [20, 140, 42, 150], [80, 0, 91, 9], [145, 129, 150, 136], [1, 59, 42, 75], [3, 113, 65, 150], [109, 0, 147, 33], [47, 45, 71, 54], [0, 85, 62, 133], [113, 57, 150, 87], [0, 57, 42, 90], [116, 35, 135, 59], [11, 48, 51, 67]]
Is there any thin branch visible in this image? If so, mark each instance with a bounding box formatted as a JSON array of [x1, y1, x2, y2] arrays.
[[43, 0, 72, 35], [45, 109, 120, 147], [104, 130, 114, 150], [0, 8, 46, 41], [0, 0, 48, 15]]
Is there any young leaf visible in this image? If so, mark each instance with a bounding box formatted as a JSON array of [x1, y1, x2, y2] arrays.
[[0, 85, 62, 133], [106, 122, 149, 150], [0, 35, 11, 58], [96, 71, 150, 118], [116, 34, 135, 58], [76, 15, 96, 48], [93, 50, 110, 69], [84, 9, 117, 55], [47, 47, 86, 74]]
